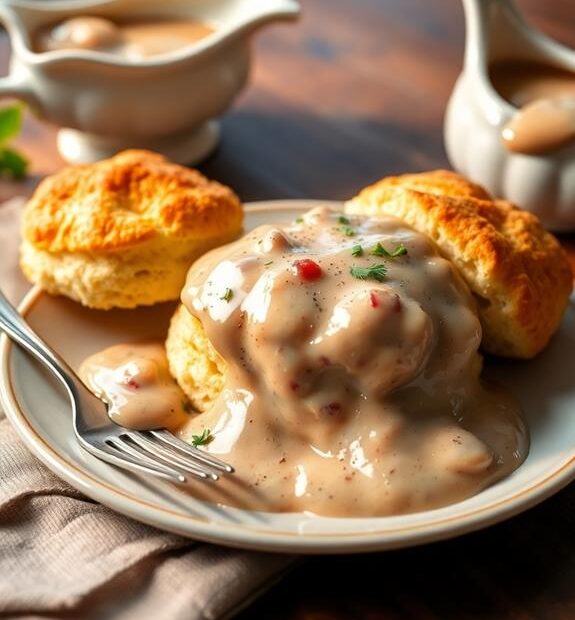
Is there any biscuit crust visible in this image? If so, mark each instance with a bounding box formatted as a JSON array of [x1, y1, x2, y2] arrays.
[[22, 150, 242, 253], [20, 150, 243, 309], [346, 170, 573, 358]]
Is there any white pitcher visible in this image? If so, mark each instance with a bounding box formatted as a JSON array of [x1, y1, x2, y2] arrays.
[[0, 0, 300, 164], [444, 0, 575, 231]]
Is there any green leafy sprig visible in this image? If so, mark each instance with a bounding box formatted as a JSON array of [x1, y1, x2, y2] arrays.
[[372, 242, 408, 258], [191, 429, 214, 447], [0, 105, 28, 180], [350, 263, 388, 282]]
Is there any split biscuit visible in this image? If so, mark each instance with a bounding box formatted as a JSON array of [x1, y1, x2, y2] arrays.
[[166, 304, 225, 412]]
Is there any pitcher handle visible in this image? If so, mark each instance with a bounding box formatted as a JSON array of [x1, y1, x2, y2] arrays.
[[0, 71, 35, 104], [0, 9, 38, 107], [461, 0, 572, 76]]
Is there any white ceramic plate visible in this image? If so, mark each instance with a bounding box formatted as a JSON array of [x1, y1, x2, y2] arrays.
[[1, 200, 574, 554]]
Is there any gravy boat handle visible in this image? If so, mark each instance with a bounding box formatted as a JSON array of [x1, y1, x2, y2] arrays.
[[0, 72, 35, 105], [0, 10, 37, 107]]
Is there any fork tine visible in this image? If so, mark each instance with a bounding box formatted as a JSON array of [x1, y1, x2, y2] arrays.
[[126, 432, 218, 480], [106, 437, 192, 482], [150, 429, 235, 473], [86, 438, 186, 483]]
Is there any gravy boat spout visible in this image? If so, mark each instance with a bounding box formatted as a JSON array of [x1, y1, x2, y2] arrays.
[[0, 0, 301, 164]]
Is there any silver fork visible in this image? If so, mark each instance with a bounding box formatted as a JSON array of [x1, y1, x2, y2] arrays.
[[0, 289, 233, 483]]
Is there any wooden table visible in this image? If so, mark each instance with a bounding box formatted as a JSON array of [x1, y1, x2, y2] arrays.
[[1, 1, 574, 618]]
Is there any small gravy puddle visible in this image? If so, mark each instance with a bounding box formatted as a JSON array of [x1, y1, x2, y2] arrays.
[[79, 343, 189, 432], [35, 16, 214, 59], [490, 60, 575, 155]]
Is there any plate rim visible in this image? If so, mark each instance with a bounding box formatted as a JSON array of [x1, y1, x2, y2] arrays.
[[1, 199, 574, 554]]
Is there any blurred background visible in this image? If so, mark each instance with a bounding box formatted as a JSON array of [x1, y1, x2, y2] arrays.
[[1, 0, 573, 204]]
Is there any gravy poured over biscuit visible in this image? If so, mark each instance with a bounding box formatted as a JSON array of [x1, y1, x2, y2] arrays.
[[179, 206, 528, 515], [80, 207, 528, 516]]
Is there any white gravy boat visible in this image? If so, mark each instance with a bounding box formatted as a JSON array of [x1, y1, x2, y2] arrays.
[[445, 0, 575, 231], [0, 0, 300, 164]]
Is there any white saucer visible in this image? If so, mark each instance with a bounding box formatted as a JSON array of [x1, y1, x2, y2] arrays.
[[58, 121, 219, 165], [1, 200, 574, 554]]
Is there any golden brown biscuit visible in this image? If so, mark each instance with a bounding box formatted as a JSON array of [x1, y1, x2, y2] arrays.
[[166, 304, 225, 412], [346, 170, 573, 358], [369, 169, 492, 201], [20, 150, 243, 309]]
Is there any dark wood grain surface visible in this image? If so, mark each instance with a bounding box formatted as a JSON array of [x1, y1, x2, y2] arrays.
[[1, 1, 574, 618]]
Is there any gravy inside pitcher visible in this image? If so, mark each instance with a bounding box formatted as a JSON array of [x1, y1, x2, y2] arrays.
[[490, 60, 575, 155], [35, 16, 214, 59]]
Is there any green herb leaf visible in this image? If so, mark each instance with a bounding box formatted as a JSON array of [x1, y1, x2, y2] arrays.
[[350, 263, 388, 282], [264, 260, 274, 266], [338, 215, 350, 225], [372, 242, 390, 257], [351, 244, 363, 257], [392, 244, 408, 257], [0, 105, 23, 144], [191, 428, 213, 447], [0, 147, 28, 180], [220, 288, 233, 302], [295, 217, 304, 223], [341, 225, 355, 237], [372, 242, 408, 258]]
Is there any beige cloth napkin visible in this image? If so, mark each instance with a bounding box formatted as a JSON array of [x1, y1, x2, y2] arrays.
[[0, 198, 295, 619]]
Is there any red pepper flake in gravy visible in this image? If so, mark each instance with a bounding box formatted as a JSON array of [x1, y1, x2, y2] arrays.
[[294, 258, 323, 281], [320, 402, 342, 416]]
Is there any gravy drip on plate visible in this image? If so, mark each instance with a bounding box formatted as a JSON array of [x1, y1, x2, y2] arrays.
[[79, 343, 188, 432], [177, 206, 528, 516], [490, 60, 575, 155], [35, 16, 213, 59]]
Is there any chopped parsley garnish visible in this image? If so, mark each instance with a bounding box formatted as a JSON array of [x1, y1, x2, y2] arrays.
[[220, 288, 233, 302], [351, 244, 363, 257], [372, 242, 408, 258], [336, 215, 355, 236], [264, 260, 274, 266], [295, 217, 304, 223], [191, 429, 213, 447], [350, 263, 388, 282]]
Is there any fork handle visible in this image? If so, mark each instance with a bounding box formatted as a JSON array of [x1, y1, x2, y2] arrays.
[[0, 288, 78, 392]]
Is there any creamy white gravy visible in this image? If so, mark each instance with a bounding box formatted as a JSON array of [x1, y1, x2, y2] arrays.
[[490, 60, 575, 155], [79, 343, 189, 432], [79, 207, 528, 516], [178, 206, 528, 516], [35, 16, 213, 59]]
